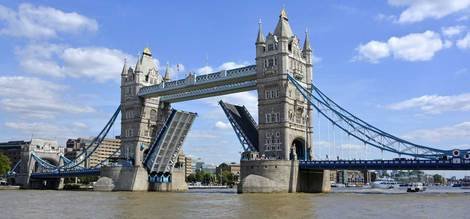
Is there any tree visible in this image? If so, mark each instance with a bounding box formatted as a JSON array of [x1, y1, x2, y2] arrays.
[[433, 174, 444, 184], [186, 173, 196, 183], [0, 153, 11, 175]]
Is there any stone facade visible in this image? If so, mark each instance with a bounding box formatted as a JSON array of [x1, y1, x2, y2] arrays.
[[255, 9, 313, 161], [239, 9, 330, 193], [15, 139, 64, 189], [120, 48, 170, 166]]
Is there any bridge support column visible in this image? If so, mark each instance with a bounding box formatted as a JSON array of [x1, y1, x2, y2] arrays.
[[238, 160, 330, 193], [297, 169, 331, 193], [238, 160, 299, 193], [98, 166, 149, 191], [149, 168, 188, 192]]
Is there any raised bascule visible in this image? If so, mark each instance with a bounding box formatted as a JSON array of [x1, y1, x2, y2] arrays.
[[9, 9, 470, 192]]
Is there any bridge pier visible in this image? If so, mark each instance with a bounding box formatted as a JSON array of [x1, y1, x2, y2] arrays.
[[98, 166, 149, 191], [238, 160, 330, 193], [149, 168, 188, 192]]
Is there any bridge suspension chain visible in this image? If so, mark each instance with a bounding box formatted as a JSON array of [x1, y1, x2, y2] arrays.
[[30, 106, 121, 172], [287, 74, 466, 160]]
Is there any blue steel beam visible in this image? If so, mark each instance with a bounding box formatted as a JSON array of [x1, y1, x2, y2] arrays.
[[30, 168, 101, 179], [160, 80, 256, 103], [138, 65, 256, 98], [299, 159, 470, 170], [219, 100, 258, 152]]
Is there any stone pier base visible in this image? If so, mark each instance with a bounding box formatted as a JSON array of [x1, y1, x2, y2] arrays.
[[297, 169, 331, 193], [150, 168, 188, 192], [99, 166, 149, 191], [238, 160, 330, 193]]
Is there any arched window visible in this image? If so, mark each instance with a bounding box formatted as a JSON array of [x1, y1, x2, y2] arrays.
[[150, 109, 157, 121]]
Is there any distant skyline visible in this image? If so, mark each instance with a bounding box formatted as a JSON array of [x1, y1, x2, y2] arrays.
[[0, 1, 469, 176]]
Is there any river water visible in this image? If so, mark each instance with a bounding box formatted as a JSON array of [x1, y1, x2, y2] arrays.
[[1, 188, 469, 219]]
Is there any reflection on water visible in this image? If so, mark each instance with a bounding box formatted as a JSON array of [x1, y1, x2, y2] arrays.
[[1, 189, 470, 219]]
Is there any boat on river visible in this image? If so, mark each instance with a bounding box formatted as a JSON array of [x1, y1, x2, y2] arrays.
[[372, 178, 399, 189]]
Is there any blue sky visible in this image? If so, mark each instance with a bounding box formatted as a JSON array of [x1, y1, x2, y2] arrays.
[[0, 1, 469, 176]]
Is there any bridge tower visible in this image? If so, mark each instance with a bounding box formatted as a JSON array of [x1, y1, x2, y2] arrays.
[[239, 9, 330, 193], [256, 9, 313, 161], [120, 48, 167, 166], [100, 48, 171, 191]]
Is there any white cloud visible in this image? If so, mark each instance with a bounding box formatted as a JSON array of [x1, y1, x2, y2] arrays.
[[442, 25, 466, 37], [0, 3, 97, 39], [457, 15, 470, 21], [355, 41, 390, 63], [386, 93, 470, 114], [403, 122, 470, 142], [215, 121, 231, 130], [196, 66, 214, 75], [355, 31, 445, 63], [0, 76, 94, 119], [388, 0, 470, 24], [457, 33, 470, 49], [196, 61, 250, 75], [388, 31, 443, 61], [4, 121, 90, 140], [17, 43, 135, 82]]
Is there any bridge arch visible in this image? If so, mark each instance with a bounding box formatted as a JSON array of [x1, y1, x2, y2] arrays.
[[292, 137, 308, 161]]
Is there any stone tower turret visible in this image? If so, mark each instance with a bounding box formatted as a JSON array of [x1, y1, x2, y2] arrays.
[[120, 48, 164, 166], [256, 9, 313, 161]]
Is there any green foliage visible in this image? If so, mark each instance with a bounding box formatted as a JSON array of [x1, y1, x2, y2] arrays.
[[219, 170, 236, 186], [186, 170, 217, 185], [0, 153, 11, 175], [186, 168, 240, 186], [433, 174, 444, 184]]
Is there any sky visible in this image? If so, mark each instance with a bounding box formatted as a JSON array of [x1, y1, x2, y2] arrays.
[[0, 1, 469, 176]]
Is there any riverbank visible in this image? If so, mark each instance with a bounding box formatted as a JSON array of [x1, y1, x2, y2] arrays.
[[0, 185, 20, 190]]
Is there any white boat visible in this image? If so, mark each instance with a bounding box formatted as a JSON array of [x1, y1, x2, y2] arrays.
[[407, 182, 426, 192], [372, 178, 400, 189]]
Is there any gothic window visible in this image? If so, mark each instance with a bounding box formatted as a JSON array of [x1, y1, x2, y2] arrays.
[[288, 42, 292, 52], [268, 59, 274, 67], [268, 44, 274, 51], [276, 132, 280, 137], [150, 109, 157, 121], [274, 58, 277, 66]]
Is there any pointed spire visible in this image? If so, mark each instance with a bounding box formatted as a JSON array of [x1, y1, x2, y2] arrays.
[[135, 54, 142, 73], [164, 62, 171, 81], [303, 29, 312, 52], [121, 58, 128, 76], [256, 19, 266, 44], [274, 8, 293, 38]]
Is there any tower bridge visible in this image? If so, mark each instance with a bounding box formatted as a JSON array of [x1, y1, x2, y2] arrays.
[[8, 9, 470, 192]]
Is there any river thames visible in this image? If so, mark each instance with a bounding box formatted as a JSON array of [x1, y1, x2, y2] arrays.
[[1, 188, 469, 219]]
